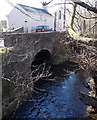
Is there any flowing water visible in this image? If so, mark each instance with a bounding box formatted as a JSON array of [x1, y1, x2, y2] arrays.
[[11, 67, 90, 119]]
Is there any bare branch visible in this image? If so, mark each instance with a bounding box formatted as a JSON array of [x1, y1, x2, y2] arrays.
[[74, 1, 97, 14]]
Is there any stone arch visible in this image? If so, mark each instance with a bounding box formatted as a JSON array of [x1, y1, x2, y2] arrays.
[[31, 49, 52, 71]]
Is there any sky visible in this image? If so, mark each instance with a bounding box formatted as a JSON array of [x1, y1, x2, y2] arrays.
[[0, 0, 95, 20], [0, 0, 63, 20]]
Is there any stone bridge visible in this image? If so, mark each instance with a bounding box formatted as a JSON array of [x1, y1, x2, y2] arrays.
[[2, 32, 67, 118], [4, 32, 67, 64]]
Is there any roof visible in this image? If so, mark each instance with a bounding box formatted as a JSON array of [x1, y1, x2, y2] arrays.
[[18, 4, 52, 16]]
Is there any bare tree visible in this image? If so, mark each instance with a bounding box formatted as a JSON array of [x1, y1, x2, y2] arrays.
[[74, 0, 97, 14]]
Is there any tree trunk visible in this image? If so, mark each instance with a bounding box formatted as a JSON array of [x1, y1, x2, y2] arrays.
[[69, 3, 77, 29]]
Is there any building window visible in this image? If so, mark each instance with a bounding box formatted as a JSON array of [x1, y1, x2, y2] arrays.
[[59, 10, 61, 19]]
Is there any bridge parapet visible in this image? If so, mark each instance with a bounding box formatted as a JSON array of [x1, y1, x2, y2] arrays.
[[4, 32, 56, 54]]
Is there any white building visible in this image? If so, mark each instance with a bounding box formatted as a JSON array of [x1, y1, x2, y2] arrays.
[[55, 0, 72, 31], [55, 7, 65, 31], [7, 3, 54, 33]]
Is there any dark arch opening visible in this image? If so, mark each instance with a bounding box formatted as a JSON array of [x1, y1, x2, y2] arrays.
[[31, 49, 52, 71]]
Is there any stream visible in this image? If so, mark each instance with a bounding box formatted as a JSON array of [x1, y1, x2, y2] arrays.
[[11, 66, 90, 119]]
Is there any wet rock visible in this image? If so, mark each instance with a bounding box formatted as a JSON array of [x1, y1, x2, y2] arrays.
[[79, 92, 97, 109]]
